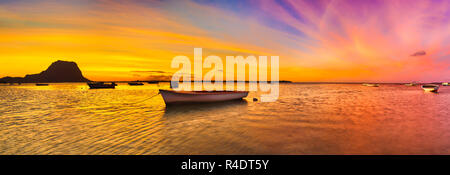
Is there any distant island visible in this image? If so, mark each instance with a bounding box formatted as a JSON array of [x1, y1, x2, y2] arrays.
[[0, 60, 90, 83]]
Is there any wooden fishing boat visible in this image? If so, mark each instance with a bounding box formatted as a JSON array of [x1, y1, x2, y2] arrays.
[[88, 82, 117, 89], [443, 82, 449, 86], [159, 89, 248, 104], [128, 82, 144, 86], [421, 84, 439, 92], [35, 83, 49, 86], [363, 83, 379, 87]]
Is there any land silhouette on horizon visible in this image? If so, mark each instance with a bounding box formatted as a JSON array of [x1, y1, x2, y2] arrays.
[[0, 60, 90, 83], [0, 60, 445, 85]]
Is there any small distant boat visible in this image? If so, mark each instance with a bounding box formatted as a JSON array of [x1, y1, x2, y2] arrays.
[[363, 83, 379, 87], [36, 83, 49, 86], [88, 82, 117, 89], [443, 82, 449, 86], [128, 82, 144, 86], [405, 82, 417, 86], [147, 81, 159, 84], [159, 89, 248, 104], [421, 84, 439, 92]]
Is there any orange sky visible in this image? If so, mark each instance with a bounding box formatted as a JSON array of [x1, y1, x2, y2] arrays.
[[1, 0, 449, 82]]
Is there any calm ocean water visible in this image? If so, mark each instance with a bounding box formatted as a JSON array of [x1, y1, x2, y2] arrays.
[[0, 83, 449, 154]]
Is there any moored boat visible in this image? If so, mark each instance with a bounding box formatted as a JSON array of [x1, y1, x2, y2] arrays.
[[159, 89, 248, 104], [36, 83, 49, 86], [147, 81, 159, 84], [443, 82, 449, 86], [421, 84, 439, 92], [363, 83, 379, 87], [88, 82, 117, 89], [128, 82, 144, 86], [405, 82, 417, 86]]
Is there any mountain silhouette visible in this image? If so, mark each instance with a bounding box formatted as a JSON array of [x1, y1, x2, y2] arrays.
[[0, 60, 90, 83]]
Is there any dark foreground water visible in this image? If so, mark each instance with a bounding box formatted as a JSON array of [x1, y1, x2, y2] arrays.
[[0, 83, 449, 154]]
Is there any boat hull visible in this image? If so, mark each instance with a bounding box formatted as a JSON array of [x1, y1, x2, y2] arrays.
[[88, 85, 115, 89], [421, 85, 439, 92], [159, 89, 249, 104]]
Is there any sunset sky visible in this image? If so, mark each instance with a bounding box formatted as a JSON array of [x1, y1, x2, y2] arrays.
[[1, 0, 449, 82]]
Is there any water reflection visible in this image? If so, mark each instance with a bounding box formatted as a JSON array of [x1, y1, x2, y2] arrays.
[[0, 83, 449, 154]]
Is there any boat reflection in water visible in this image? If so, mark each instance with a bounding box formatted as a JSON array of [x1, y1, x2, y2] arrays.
[[159, 89, 249, 105], [87, 82, 117, 89]]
